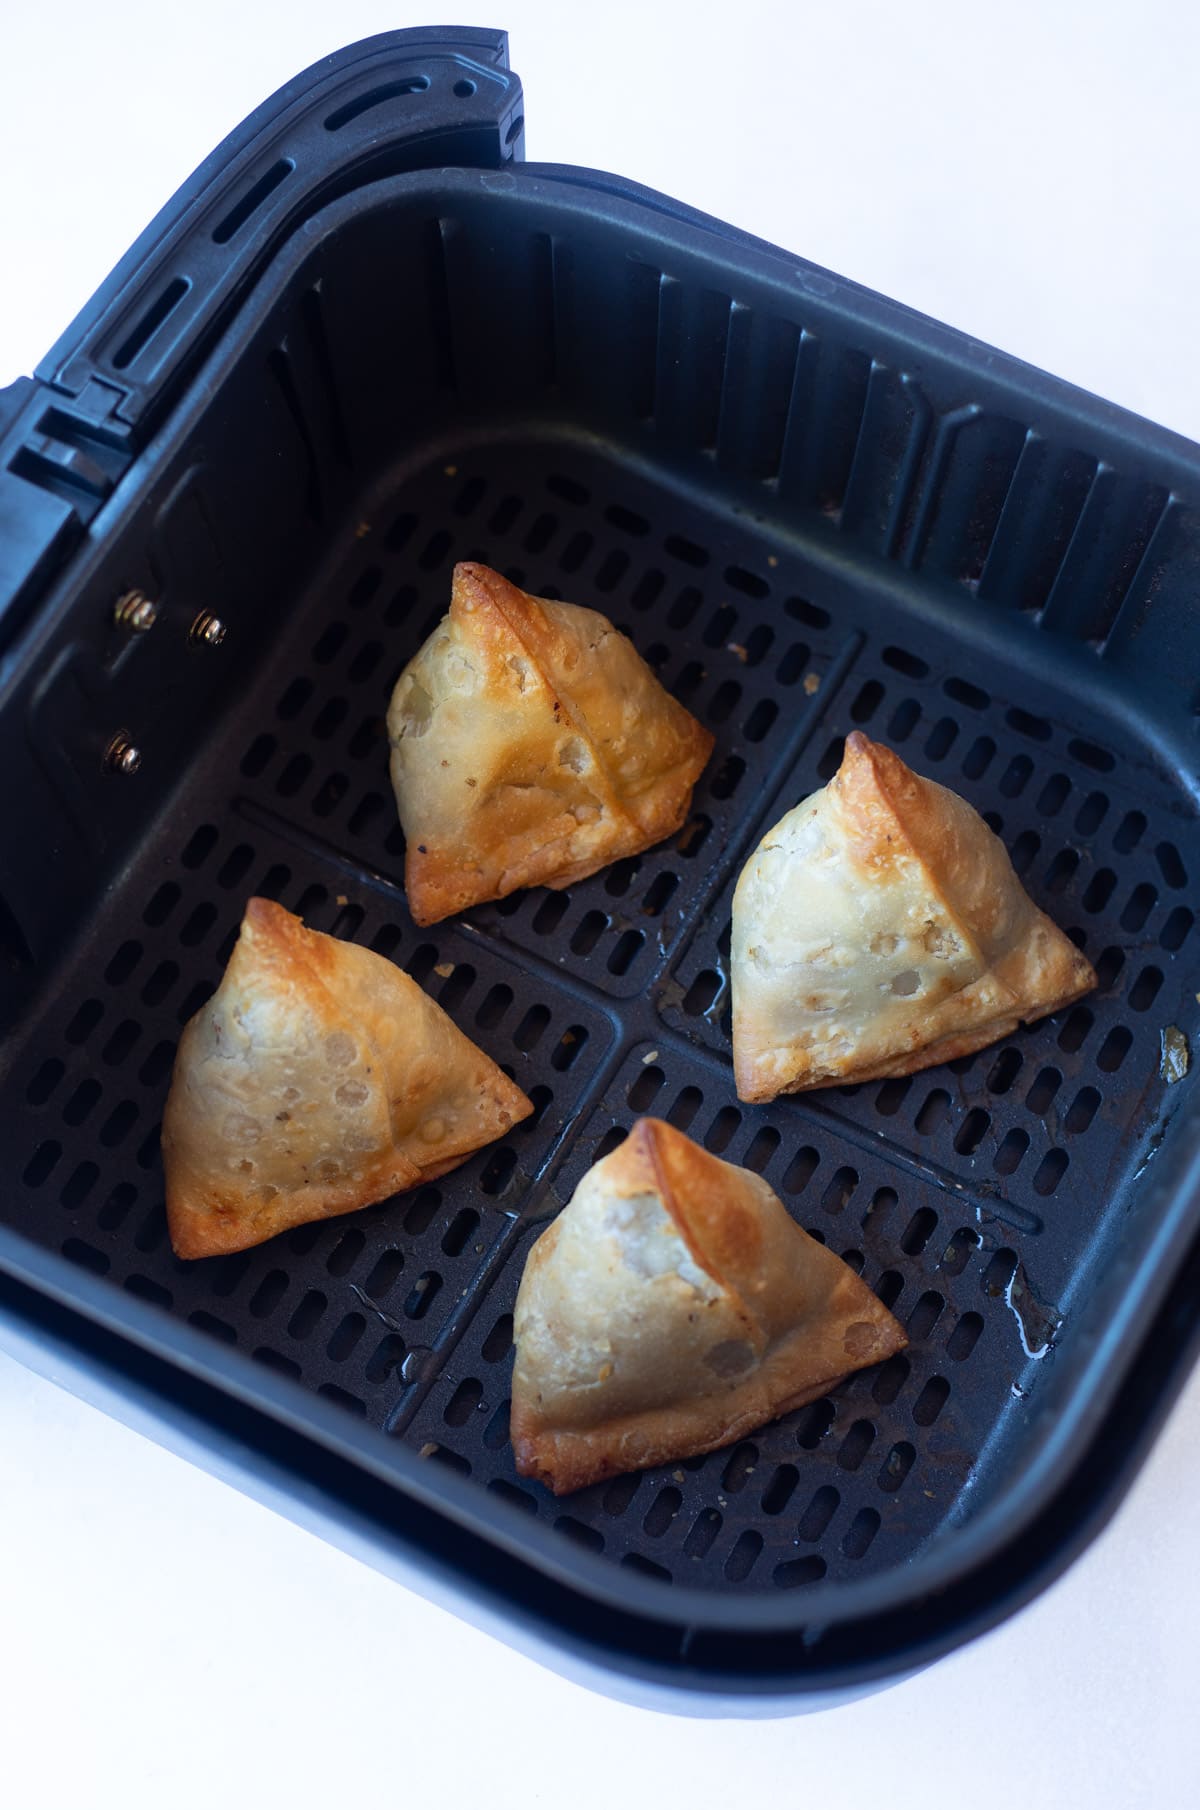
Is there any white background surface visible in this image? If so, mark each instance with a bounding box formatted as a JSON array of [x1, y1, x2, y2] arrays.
[[2, 2, 1199, 1801]]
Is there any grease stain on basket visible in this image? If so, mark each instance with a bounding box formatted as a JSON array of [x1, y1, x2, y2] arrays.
[[1004, 1261, 1061, 1359], [350, 1283, 408, 1336], [400, 1345, 436, 1385], [519, 1176, 569, 1222], [973, 1195, 1045, 1238], [657, 975, 687, 1015], [1132, 1117, 1171, 1181]]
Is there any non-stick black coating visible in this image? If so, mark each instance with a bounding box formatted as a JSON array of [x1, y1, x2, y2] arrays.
[[5, 422, 1196, 1595]]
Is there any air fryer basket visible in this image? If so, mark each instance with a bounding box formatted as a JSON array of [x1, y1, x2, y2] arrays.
[[1, 27, 1199, 1706]]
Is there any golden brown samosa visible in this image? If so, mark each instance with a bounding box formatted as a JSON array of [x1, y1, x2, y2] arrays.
[[387, 563, 713, 925], [732, 733, 1096, 1102], [162, 898, 531, 1258], [510, 1117, 906, 1494]]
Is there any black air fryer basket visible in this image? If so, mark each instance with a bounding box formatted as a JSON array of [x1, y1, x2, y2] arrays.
[[2, 27, 1199, 1711]]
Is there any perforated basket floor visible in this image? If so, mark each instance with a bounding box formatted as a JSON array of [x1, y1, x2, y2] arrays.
[[5, 435, 1197, 1594]]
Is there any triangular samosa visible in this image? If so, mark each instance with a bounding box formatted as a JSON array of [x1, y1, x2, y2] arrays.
[[732, 732, 1096, 1102], [387, 563, 713, 925], [510, 1117, 906, 1493], [162, 898, 532, 1258]]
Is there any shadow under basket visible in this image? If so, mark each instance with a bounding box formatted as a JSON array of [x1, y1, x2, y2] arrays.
[[1, 26, 1199, 1712]]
